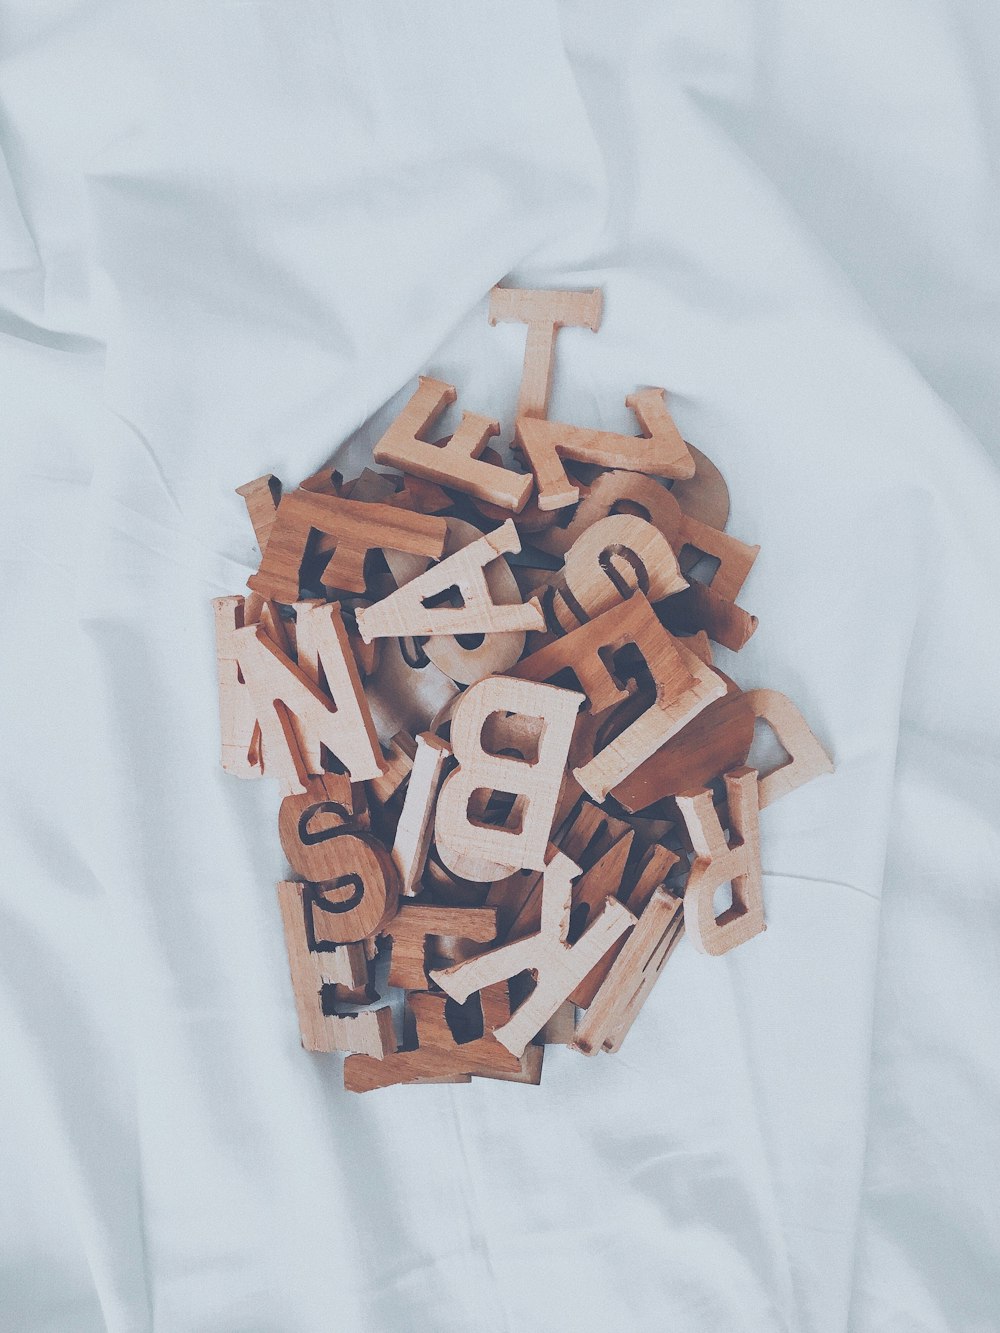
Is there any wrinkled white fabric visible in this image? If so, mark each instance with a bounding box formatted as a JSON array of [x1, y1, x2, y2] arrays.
[[2, 3, 999, 1330]]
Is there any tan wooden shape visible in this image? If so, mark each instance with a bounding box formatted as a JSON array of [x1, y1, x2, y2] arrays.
[[506, 591, 726, 802], [231, 595, 294, 771], [621, 843, 681, 915], [365, 638, 459, 744], [233, 602, 384, 792], [677, 513, 759, 602], [346, 623, 379, 680], [681, 631, 714, 666], [247, 486, 448, 603], [278, 773, 353, 878], [511, 589, 662, 708], [299, 466, 345, 496], [669, 445, 730, 531], [431, 850, 635, 1057], [562, 514, 688, 620], [390, 474, 454, 514], [498, 799, 629, 941], [381, 903, 498, 991], [488, 285, 603, 420], [558, 798, 632, 864], [571, 843, 679, 1010], [470, 447, 561, 534], [244, 591, 293, 653], [343, 984, 542, 1092], [659, 581, 758, 652], [340, 469, 454, 561], [534, 470, 758, 603], [675, 767, 765, 956], [611, 672, 755, 812], [366, 732, 416, 808], [356, 520, 543, 643], [213, 596, 262, 778], [745, 689, 834, 808], [574, 635, 726, 801], [391, 733, 451, 896], [537, 1001, 578, 1046], [278, 809, 400, 946], [573, 887, 685, 1055], [564, 831, 634, 1006], [427, 518, 534, 685], [235, 473, 282, 549], [276, 880, 395, 1056], [372, 376, 531, 512], [434, 676, 584, 880], [514, 388, 694, 510], [343, 466, 449, 512]]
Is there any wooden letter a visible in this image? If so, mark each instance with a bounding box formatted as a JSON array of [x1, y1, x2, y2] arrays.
[[356, 520, 544, 642]]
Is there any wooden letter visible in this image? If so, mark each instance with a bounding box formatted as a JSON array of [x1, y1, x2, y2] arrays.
[[366, 732, 416, 808], [213, 595, 261, 778], [356, 520, 544, 642], [380, 904, 498, 991], [573, 646, 724, 801], [285, 836, 398, 943], [365, 640, 458, 745], [573, 887, 685, 1055], [430, 851, 636, 1057], [745, 689, 834, 808], [236, 474, 282, 549], [434, 677, 585, 880], [278, 777, 400, 942], [276, 880, 395, 1055], [233, 602, 384, 792], [658, 582, 758, 652], [488, 285, 603, 420], [343, 984, 541, 1092], [675, 767, 765, 956], [511, 593, 726, 801], [535, 470, 758, 603], [670, 445, 730, 529], [372, 377, 531, 511], [381, 517, 536, 686], [278, 773, 353, 876], [514, 389, 695, 510], [561, 514, 687, 620], [248, 487, 447, 603], [391, 733, 451, 896], [611, 674, 755, 811]]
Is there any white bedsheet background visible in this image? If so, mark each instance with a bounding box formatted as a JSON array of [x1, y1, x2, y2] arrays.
[[2, 3, 999, 1330]]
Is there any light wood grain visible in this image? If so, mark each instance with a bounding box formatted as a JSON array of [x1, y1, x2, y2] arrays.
[[277, 880, 396, 1056], [248, 486, 448, 603], [431, 850, 636, 1057], [373, 376, 531, 511], [675, 766, 765, 956], [434, 676, 584, 880], [344, 983, 542, 1091], [391, 733, 451, 896], [745, 689, 834, 808], [233, 602, 384, 792], [488, 285, 603, 420], [357, 520, 543, 643], [573, 887, 685, 1055], [514, 388, 694, 510]]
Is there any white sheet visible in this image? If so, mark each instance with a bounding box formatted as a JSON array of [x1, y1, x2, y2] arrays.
[[3, 3, 999, 1329]]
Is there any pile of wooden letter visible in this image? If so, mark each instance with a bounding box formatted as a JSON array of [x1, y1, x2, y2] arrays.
[[212, 286, 833, 1093]]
